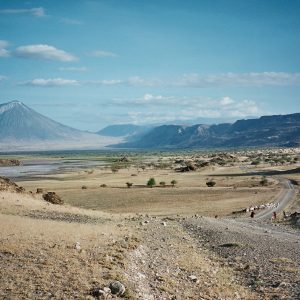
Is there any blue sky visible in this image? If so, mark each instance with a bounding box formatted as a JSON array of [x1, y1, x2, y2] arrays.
[[0, 0, 300, 131]]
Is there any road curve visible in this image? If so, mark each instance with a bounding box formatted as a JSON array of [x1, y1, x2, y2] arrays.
[[255, 178, 297, 220]]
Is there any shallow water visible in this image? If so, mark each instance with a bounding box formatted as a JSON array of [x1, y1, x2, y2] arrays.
[[0, 159, 105, 179]]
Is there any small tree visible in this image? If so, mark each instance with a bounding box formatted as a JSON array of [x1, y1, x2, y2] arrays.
[[171, 179, 177, 187], [159, 181, 166, 187], [126, 182, 133, 188], [206, 180, 216, 187], [147, 177, 156, 188]]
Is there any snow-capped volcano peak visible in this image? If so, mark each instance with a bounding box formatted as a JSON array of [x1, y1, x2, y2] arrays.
[[0, 101, 28, 114]]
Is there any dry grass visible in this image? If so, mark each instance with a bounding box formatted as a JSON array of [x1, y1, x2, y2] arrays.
[[0, 191, 137, 299], [18, 166, 280, 217]]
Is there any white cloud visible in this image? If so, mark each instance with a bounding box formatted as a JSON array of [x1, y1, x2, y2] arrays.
[[220, 96, 235, 106], [90, 50, 118, 58], [59, 66, 87, 72], [0, 75, 7, 81], [15, 44, 77, 62], [84, 72, 300, 89], [87, 76, 161, 87], [90, 79, 124, 86], [21, 78, 79, 87], [127, 76, 162, 87], [135, 94, 174, 104], [180, 97, 260, 119], [179, 72, 300, 87], [0, 40, 10, 57], [0, 7, 45, 17]]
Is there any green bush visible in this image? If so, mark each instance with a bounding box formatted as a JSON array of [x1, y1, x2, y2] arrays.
[[171, 179, 177, 187], [147, 178, 156, 187]]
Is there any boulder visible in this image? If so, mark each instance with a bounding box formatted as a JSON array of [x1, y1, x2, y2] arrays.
[[43, 192, 63, 205], [109, 281, 125, 296]]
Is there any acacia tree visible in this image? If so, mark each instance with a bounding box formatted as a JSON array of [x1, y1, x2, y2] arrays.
[[171, 179, 177, 187], [147, 177, 156, 188]]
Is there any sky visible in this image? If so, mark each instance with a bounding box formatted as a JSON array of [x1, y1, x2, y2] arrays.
[[0, 0, 300, 131]]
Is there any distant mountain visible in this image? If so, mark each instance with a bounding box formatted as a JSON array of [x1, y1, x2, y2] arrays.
[[113, 113, 300, 149], [0, 101, 120, 151], [97, 124, 153, 141]]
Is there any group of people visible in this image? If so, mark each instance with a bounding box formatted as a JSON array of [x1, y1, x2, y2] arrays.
[[250, 210, 286, 220]]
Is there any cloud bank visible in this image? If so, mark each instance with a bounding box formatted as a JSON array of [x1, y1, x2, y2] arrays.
[[179, 72, 300, 87], [21, 78, 79, 87], [0, 7, 45, 17], [86, 73, 300, 88], [116, 95, 261, 124], [15, 44, 77, 62]]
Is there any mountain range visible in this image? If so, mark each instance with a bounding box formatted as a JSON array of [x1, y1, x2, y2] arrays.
[[0, 100, 299, 151], [97, 124, 153, 141], [113, 113, 300, 149]]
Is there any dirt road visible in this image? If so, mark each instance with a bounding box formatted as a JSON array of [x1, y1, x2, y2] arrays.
[[255, 178, 296, 221]]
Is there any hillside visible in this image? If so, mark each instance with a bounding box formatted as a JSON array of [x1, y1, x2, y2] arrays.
[[113, 113, 300, 149]]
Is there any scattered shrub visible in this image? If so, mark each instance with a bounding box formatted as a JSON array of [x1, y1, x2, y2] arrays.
[[206, 180, 216, 187], [147, 178, 156, 188], [171, 179, 177, 187]]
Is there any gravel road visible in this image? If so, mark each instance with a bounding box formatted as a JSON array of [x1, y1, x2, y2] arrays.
[[183, 215, 300, 299], [255, 178, 297, 221]]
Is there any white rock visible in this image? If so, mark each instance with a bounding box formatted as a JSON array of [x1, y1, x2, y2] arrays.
[[188, 275, 198, 282]]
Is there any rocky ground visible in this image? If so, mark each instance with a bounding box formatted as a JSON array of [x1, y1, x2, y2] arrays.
[[123, 216, 258, 299], [182, 217, 300, 300]]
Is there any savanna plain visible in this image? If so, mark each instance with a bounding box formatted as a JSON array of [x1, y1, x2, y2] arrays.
[[0, 148, 300, 299]]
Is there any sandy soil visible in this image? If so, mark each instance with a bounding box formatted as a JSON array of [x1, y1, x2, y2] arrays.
[[18, 166, 280, 217]]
